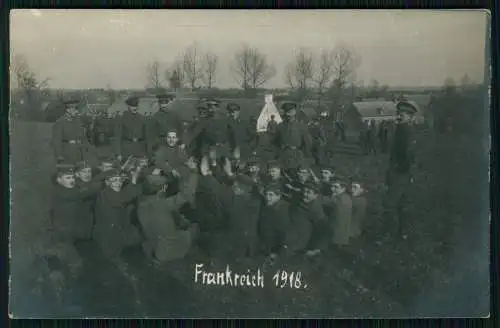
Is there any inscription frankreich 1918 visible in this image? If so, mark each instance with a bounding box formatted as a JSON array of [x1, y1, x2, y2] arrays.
[[194, 264, 309, 289]]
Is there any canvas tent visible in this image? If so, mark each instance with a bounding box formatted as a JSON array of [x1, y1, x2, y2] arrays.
[[256, 94, 282, 132]]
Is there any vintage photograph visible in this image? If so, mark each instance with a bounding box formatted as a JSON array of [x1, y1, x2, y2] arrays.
[[9, 9, 490, 318]]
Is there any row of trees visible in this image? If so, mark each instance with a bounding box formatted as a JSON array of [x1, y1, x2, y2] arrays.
[[432, 74, 486, 136], [147, 42, 363, 105]]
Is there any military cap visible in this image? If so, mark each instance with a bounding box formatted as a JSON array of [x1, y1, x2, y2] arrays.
[[205, 98, 221, 106], [281, 102, 297, 114], [157, 93, 175, 103], [196, 103, 209, 111], [63, 97, 80, 106], [267, 160, 281, 169], [98, 154, 117, 165], [263, 183, 283, 195], [246, 154, 261, 165], [226, 103, 241, 112], [146, 171, 168, 185], [55, 163, 76, 175], [103, 169, 127, 180], [296, 160, 310, 171], [125, 96, 140, 107], [75, 161, 92, 171], [396, 102, 417, 115]]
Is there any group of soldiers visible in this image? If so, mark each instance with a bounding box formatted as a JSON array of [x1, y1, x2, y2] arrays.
[[360, 119, 395, 155], [49, 92, 416, 273]]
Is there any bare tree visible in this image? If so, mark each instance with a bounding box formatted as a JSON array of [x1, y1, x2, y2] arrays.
[[11, 54, 50, 120], [201, 52, 218, 89], [165, 58, 185, 90], [248, 48, 276, 89], [232, 45, 276, 91], [313, 49, 335, 106], [231, 45, 252, 90], [146, 60, 164, 91], [330, 43, 361, 104], [182, 45, 204, 90], [284, 48, 314, 102]]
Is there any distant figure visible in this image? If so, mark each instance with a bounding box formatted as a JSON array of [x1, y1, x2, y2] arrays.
[[378, 120, 390, 153], [366, 120, 377, 155], [267, 115, 279, 137]]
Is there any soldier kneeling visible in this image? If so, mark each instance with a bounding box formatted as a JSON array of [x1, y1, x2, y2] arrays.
[[137, 157, 200, 265]]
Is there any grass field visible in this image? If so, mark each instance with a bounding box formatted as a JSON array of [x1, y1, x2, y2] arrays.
[[9, 119, 490, 318]]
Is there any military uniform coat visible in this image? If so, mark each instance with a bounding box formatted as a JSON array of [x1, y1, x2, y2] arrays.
[[137, 172, 198, 263], [92, 116, 116, 157], [227, 118, 250, 157], [93, 184, 143, 258], [276, 120, 312, 169], [114, 111, 152, 158], [52, 116, 93, 163], [223, 192, 261, 258], [152, 110, 184, 146], [258, 200, 290, 256], [322, 193, 353, 246], [154, 144, 189, 176], [50, 179, 102, 243], [383, 122, 414, 234], [351, 195, 367, 238]]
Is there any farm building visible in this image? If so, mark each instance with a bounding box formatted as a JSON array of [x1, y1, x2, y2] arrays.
[[404, 94, 434, 126], [344, 100, 422, 128]]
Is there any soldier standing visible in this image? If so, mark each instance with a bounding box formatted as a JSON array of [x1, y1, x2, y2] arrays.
[[309, 117, 328, 166], [226, 103, 250, 160], [276, 102, 312, 173], [382, 105, 416, 240], [92, 111, 116, 159], [114, 96, 152, 160], [152, 93, 185, 151], [378, 120, 390, 153], [185, 100, 229, 162], [52, 99, 94, 164]]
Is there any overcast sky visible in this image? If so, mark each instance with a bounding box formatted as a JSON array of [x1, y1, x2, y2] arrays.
[[10, 9, 489, 89]]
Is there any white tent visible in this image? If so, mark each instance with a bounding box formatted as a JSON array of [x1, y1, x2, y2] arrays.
[[256, 94, 283, 132]]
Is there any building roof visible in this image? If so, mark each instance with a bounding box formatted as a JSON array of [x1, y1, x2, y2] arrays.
[[352, 101, 399, 118], [403, 94, 431, 108]]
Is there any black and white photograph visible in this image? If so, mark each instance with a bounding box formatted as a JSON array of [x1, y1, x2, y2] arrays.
[[9, 9, 490, 318]]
